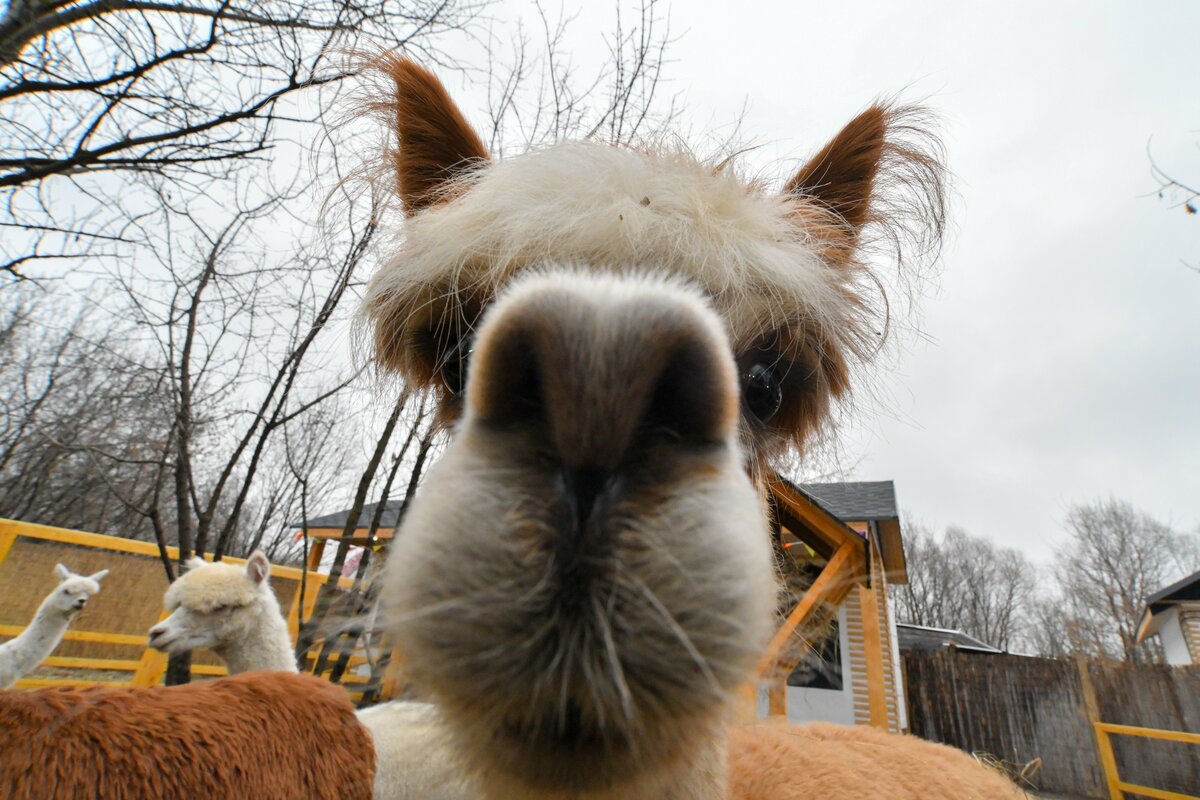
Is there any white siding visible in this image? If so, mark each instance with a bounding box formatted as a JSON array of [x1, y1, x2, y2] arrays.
[[1160, 606, 1191, 665], [784, 603, 857, 726]]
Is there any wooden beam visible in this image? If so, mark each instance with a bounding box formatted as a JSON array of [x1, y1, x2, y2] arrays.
[[757, 541, 860, 716], [767, 477, 864, 558], [858, 583, 889, 728], [1077, 656, 1123, 800]]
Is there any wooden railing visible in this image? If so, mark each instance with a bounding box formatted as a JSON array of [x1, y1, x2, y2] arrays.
[[1093, 721, 1200, 800], [0, 518, 362, 690]]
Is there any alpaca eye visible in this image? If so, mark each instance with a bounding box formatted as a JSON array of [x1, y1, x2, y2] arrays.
[[439, 333, 473, 395], [744, 363, 782, 423]]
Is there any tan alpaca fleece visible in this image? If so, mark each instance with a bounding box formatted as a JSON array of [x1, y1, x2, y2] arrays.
[[727, 721, 1028, 799]]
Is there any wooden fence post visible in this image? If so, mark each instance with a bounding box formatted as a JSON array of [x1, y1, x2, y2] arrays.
[[1076, 655, 1123, 800]]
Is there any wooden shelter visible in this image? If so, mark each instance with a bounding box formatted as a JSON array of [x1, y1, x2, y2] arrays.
[[1137, 568, 1200, 665], [757, 477, 908, 732]]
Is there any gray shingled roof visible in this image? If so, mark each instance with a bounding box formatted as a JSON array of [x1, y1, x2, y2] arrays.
[[1144, 568, 1200, 615], [896, 623, 1000, 653], [799, 481, 898, 521], [295, 499, 406, 530]]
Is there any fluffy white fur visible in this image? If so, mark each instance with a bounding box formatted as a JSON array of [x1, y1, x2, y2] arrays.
[[366, 141, 868, 360], [148, 551, 296, 675], [0, 563, 107, 689], [357, 700, 476, 800]]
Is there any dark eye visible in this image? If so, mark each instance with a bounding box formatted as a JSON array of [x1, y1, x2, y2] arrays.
[[439, 332, 474, 394], [744, 363, 783, 423]]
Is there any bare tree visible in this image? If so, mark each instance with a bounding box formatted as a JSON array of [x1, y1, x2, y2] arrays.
[[481, 0, 679, 155], [0, 288, 172, 537], [2, 0, 685, 692], [894, 519, 1037, 652], [0, 0, 485, 279], [1052, 497, 1200, 663]]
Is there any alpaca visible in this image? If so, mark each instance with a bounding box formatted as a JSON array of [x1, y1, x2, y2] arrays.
[[146, 549, 462, 800], [360, 58, 1025, 799], [148, 550, 296, 675], [0, 563, 107, 689], [0, 670, 375, 799]]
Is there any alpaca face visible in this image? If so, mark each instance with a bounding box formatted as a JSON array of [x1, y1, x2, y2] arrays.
[[48, 564, 106, 615], [387, 272, 775, 787], [149, 553, 271, 655], [365, 59, 944, 793]]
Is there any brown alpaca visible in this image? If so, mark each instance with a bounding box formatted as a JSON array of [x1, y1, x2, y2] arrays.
[[0, 671, 375, 800], [364, 58, 1021, 799]]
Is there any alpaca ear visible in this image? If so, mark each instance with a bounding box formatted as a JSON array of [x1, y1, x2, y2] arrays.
[[246, 551, 270, 585], [89, 569, 109, 583], [383, 56, 489, 214], [784, 105, 888, 238], [54, 563, 71, 581]]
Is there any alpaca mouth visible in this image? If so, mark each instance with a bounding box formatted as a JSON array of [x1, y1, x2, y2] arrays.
[[147, 630, 174, 651]]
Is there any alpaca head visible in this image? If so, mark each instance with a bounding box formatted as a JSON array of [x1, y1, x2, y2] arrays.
[[148, 551, 278, 656], [47, 564, 107, 615], [364, 59, 944, 793]]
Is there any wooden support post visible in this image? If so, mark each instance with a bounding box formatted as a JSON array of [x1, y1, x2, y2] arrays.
[[756, 541, 858, 717], [1077, 656, 1123, 800], [858, 583, 889, 728], [131, 649, 169, 687], [0, 523, 18, 569]]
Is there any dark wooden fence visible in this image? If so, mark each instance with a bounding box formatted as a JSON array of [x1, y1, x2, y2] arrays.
[[903, 650, 1200, 798]]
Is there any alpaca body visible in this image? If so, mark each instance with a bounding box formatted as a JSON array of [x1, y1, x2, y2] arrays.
[[0, 564, 106, 689], [0, 670, 375, 800]]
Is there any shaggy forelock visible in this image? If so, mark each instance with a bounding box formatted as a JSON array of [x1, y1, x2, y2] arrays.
[[364, 141, 874, 375], [58, 576, 101, 596], [164, 562, 260, 613]]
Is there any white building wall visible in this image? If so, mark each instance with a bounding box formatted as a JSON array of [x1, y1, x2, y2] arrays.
[[784, 604, 857, 726], [1160, 606, 1193, 665]]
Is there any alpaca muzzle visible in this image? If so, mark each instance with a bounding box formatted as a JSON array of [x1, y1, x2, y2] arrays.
[[465, 272, 741, 473]]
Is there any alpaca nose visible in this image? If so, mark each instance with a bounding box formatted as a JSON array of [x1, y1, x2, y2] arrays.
[[466, 274, 740, 473]]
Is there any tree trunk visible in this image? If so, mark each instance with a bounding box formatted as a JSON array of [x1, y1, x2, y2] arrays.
[[165, 650, 192, 685]]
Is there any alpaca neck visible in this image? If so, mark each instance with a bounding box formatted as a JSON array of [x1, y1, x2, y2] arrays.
[[216, 600, 297, 674], [0, 597, 73, 687]]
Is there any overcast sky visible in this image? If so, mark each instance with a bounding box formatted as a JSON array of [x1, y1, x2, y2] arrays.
[[521, 1, 1200, 562]]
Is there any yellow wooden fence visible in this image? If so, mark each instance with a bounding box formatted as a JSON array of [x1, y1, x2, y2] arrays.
[[1093, 721, 1200, 800], [0, 518, 362, 690]]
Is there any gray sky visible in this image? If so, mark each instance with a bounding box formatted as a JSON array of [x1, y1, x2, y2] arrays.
[[551, 1, 1200, 561]]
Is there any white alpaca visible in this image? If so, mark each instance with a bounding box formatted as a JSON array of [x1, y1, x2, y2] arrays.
[[0, 563, 107, 689], [148, 551, 296, 675], [148, 550, 465, 799]]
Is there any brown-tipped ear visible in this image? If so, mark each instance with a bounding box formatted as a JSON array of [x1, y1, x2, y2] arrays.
[[383, 56, 489, 214], [785, 106, 888, 233]]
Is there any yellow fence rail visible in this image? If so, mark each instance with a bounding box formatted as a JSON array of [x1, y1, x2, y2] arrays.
[[0, 518, 366, 691], [1093, 721, 1200, 800]]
